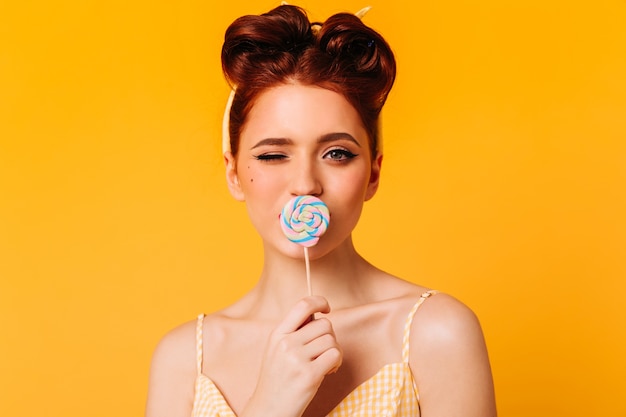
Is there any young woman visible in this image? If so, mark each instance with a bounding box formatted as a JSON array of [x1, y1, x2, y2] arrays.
[[146, 5, 496, 417]]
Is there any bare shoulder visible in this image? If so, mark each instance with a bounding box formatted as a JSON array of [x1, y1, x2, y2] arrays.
[[411, 292, 484, 345], [145, 318, 198, 417], [410, 292, 497, 417], [153, 318, 198, 365]]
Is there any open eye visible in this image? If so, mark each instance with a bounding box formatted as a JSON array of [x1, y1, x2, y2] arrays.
[[324, 148, 358, 161]]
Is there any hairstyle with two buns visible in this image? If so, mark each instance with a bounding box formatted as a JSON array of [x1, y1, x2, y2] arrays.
[[221, 4, 396, 157]]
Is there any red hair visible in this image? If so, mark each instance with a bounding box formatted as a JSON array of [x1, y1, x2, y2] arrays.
[[221, 5, 396, 156]]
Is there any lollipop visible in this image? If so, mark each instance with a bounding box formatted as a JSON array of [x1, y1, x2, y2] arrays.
[[280, 196, 330, 248], [280, 195, 330, 296]]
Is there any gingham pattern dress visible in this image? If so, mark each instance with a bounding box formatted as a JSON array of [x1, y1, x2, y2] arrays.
[[191, 291, 438, 417]]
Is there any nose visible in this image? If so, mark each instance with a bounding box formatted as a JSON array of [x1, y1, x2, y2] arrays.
[[289, 161, 322, 197]]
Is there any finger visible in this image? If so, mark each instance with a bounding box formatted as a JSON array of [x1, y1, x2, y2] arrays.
[[312, 346, 343, 377], [302, 332, 338, 360], [275, 296, 330, 334], [296, 317, 334, 345], [297, 314, 314, 330]]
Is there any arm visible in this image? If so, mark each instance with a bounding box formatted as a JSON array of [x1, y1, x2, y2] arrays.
[[411, 294, 497, 417], [145, 322, 197, 417]]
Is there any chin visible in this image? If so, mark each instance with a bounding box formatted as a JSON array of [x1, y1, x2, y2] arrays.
[[272, 240, 327, 261]]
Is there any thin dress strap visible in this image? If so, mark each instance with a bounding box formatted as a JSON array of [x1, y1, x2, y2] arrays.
[[402, 290, 439, 363], [195, 314, 204, 375]]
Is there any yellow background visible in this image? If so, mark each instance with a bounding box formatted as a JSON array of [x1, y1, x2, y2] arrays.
[[1, 0, 624, 415]]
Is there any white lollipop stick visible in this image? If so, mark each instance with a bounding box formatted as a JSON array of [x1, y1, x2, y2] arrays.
[[304, 247, 312, 296]]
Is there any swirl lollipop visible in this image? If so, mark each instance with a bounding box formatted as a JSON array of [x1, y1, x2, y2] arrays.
[[280, 196, 330, 248], [280, 195, 330, 296]]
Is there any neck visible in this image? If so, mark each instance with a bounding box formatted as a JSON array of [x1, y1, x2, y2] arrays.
[[243, 237, 378, 319]]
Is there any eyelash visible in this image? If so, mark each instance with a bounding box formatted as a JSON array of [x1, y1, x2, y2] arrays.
[[254, 153, 286, 162], [324, 149, 358, 161]]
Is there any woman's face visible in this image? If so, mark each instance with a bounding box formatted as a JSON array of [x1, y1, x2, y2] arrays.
[[225, 83, 382, 259]]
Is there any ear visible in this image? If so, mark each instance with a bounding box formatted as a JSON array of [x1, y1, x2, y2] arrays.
[[365, 152, 383, 201], [224, 151, 245, 201]]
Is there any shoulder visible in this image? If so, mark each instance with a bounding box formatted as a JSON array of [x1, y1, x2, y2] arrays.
[[408, 291, 488, 366], [150, 317, 198, 376], [145, 318, 199, 417], [409, 292, 497, 416], [411, 292, 483, 347]]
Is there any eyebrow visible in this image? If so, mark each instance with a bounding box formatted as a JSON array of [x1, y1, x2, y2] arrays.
[[319, 132, 361, 147], [250, 132, 361, 150], [250, 138, 293, 149]]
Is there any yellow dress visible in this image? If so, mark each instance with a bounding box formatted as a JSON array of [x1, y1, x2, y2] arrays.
[[191, 291, 438, 417]]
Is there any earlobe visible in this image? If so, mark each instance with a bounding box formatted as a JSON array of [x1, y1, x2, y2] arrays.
[[365, 153, 383, 201], [224, 151, 245, 201]]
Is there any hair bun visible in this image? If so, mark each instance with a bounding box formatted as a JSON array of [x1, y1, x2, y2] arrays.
[[317, 13, 395, 104], [319, 14, 375, 70], [222, 6, 313, 86]]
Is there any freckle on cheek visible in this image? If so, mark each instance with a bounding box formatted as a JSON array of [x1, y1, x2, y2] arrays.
[[251, 178, 254, 183]]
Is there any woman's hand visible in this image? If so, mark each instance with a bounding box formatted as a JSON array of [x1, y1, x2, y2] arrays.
[[240, 296, 343, 417]]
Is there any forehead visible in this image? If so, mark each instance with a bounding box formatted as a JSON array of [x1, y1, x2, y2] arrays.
[[240, 84, 368, 143]]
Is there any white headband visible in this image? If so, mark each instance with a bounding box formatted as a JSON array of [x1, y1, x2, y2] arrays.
[[221, 6, 373, 155], [221, 87, 237, 155]]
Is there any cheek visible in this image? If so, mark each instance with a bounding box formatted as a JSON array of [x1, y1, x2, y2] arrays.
[[245, 165, 255, 183], [328, 166, 371, 196], [239, 165, 283, 197], [324, 168, 370, 217], [239, 165, 257, 187]]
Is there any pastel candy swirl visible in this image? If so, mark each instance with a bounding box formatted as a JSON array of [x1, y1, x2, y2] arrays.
[[280, 196, 330, 247]]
